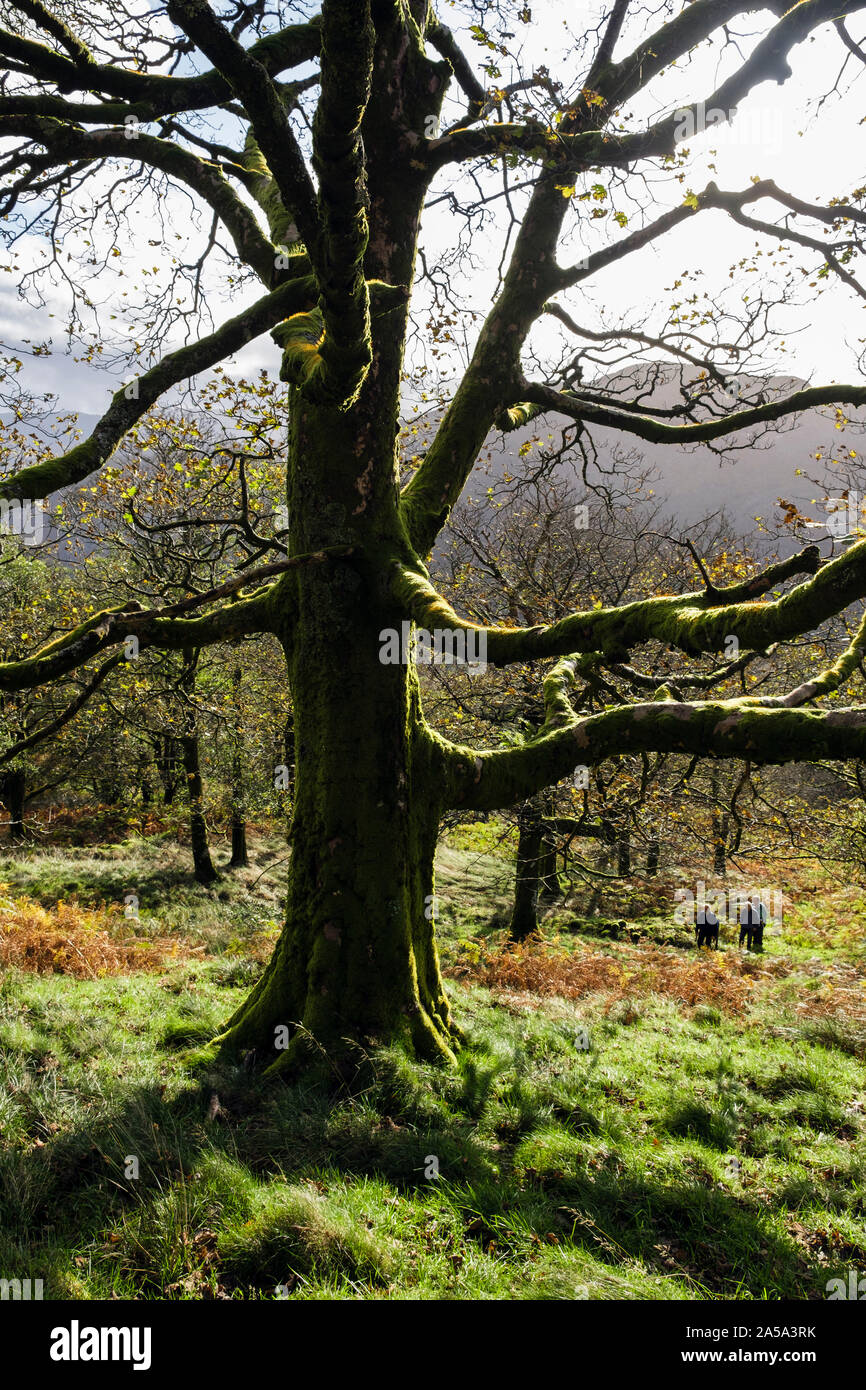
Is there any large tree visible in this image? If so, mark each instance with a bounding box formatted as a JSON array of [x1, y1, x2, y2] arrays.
[[3, 0, 866, 1073]]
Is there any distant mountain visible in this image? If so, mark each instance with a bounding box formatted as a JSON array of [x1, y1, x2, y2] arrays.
[[7, 373, 865, 552], [410, 371, 866, 548]]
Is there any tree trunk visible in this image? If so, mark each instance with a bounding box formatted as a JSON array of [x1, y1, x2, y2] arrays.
[[230, 814, 249, 870], [510, 801, 543, 941], [155, 734, 181, 806], [217, 616, 456, 1071], [99, 774, 123, 807], [538, 829, 561, 899], [712, 810, 729, 877], [538, 795, 561, 899], [283, 711, 295, 801], [1, 768, 26, 842], [211, 28, 458, 1075], [178, 650, 218, 885], [214, 427, 457, 1071], [140, 770, 153, 807], [646, 832, 660, 874], [617, 826, 631, 877], [181, 730, 218, 886], [710, 763, 729, 877], [599, 815, 617, 870], [229, 666, 249, 869]]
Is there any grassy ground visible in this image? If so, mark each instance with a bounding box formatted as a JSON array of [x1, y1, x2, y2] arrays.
[[0, 826, 864, 1300]]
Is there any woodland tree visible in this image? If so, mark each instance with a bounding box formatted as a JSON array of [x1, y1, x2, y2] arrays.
[[3, 1, 866, 1071]]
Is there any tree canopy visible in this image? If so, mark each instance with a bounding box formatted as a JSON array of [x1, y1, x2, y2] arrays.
[[2, 0, 866, 1068]]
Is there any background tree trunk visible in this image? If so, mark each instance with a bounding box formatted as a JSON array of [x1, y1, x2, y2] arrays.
[[0, 768, 26, 842], [538, 793, 561, 900], [617, 824, 631, 876], [230, 811, 249, 870], [179, 651, 218, 886], [647, 832, 660, 875], [710, 763, 730, 877], [181, 731, 218, 885], [229, 665, 249, 869], [510, 800, 543, 941], [713, 810, 730, 878], [154, 734, 182, 806]]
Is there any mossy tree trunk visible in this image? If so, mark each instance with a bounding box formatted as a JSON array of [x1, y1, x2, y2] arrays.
[[214, 24, 458, 1073], [215, 501, 458, 1067]]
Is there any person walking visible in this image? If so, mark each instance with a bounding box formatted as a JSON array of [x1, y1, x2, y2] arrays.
[[739, 895, 766, 951], [752, 895, 767, 952], [696, 902, 720, 949]]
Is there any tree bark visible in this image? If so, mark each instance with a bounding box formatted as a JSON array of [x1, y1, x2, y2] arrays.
[[538, 794, 561, 899], [230, 813, 249, 870], [155, 734, 182, 806], [210, 28, 459, 1076], [216, 610, 456, 1071], [228, 665, 249, 869], [510, 800, 543, 941], [647, 832, 660, 875], [711, 764, 730, 877], [713, 810, 729, 878], [617, 826, 631, 877], [177, 650, 218, 885], [181, 730, 218, 885], [538, 831, 561, 899], [140, 768, 153, 807]]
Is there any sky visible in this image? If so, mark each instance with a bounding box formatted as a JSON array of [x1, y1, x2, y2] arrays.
[[0, 1, 864, 426], [413, 0, 866, 395]]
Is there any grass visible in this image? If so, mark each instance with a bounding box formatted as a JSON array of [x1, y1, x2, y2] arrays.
[[0, 827, 863, 1300], [0, 832, 288, 955]]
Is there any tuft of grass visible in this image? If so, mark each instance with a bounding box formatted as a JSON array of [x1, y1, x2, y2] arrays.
[[217, 1178, 396, 1291]]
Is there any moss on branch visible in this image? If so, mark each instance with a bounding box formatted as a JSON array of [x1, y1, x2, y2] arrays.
[[0, 589, 275, 693], [391, 541, 836, 668], [0, 276, 319, 502], [445, 699, 866, 813]]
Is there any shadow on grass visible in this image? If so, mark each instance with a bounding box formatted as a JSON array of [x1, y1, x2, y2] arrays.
[[0, 1041, 838, 1301]]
